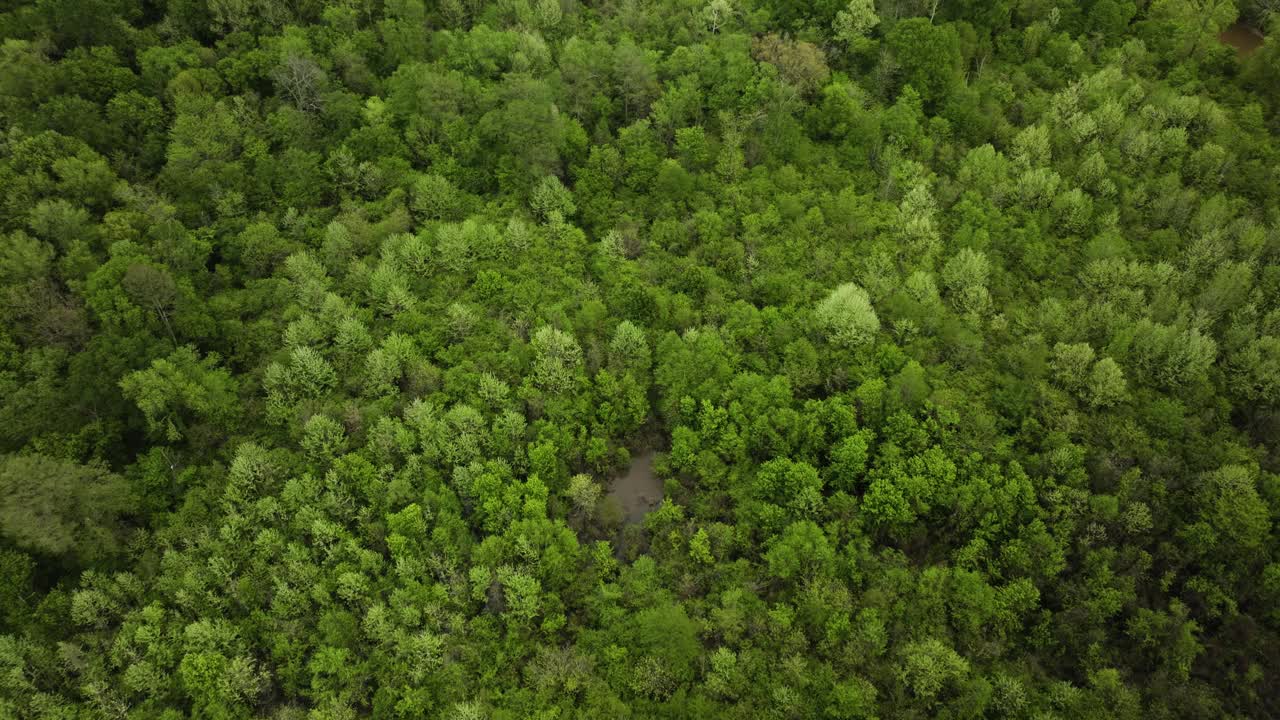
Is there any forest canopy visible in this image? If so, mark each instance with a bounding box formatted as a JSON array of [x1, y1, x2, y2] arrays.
[[1, 0, 1280, 718]]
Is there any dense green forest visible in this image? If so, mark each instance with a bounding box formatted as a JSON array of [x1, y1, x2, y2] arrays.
[[2, 0, 1280, 717]]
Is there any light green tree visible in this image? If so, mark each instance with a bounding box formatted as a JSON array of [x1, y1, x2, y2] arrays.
[[1199, 465, 1270, 552], [1087, 357, 1128, 408], [120, 346, 239, 441], [900, 638, 970, 702], [816, 283, 880, 349], [302, 414, 346, 462], [833, 0, 879, 58], [531, 326, 584, 393], [567, 473, 602, 518], [1052, 342, 1096, 392], [941, 248, 992, 316], [609, 319, 651, 371], [765, 521, 834, 581], [530, 175, 576, 223]]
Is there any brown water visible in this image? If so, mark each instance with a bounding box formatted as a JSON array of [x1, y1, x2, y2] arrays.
[[1220, 22, 1264, 57], [608, 450, 662, 524]]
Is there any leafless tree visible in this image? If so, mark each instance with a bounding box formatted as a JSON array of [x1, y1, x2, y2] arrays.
[[272, 53, 326, 114]]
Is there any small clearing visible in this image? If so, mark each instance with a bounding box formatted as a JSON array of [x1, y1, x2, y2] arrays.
[[1220, 22, 1264, 57], [608, 450, 662, 525]]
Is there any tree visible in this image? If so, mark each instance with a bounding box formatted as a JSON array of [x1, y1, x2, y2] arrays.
[[531, 326, 584, 394], [703, 0, 736, 33], [899, 638, 970, 703], [1242, 0, 1280, 22], [1087, 357, 1127, 408], [1130, 321, 1217, 388], [766, 520, 835, 581], [623, 603, 702, 690], [827, 676, 878, 719], [1052, 342, 1096, 391], [828, 431, 872, 491], [531, 175, 576, 223], [410, 173, 464, 221], [752, 34, 832, 95], [121, 263, 179, 345], [302, 414, 346, 462], [816, 283, 880, 349], [609, 320, 651, 372], [0, 231, 54, 287], [120, 346, 240, 442], [477, 76, 566, 193], [613, 38, 660, 121], [941, 248, 991, 316], [1243, 23, 1280, 113], [1233, 336, 1280, 403], [265, 346, 339, 423], [1198, 465, 1270, 552], [567, 473, 602, 519], [885, 19, 963, 106], [833, 0, 880, 47], [178, 650, 266, 718], [689, 527, 714, 564], [272, 51, 326, 114], [1146, 0, 1238, 60], [0, 454, 130, 563], [1, 1, 1279, 717], [497, 566, 542, 624]]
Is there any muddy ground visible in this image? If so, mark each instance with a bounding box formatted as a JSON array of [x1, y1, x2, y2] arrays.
[[606, 450, 662, 525]]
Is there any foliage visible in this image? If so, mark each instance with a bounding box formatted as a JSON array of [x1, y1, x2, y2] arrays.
[[0, 1, 1277, 718]]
